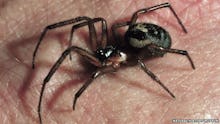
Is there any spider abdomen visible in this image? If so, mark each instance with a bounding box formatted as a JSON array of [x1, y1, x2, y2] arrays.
[[125, 23, 172, 49]]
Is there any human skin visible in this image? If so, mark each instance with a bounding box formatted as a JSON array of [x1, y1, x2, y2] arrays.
[[0, 0, 220, 124]]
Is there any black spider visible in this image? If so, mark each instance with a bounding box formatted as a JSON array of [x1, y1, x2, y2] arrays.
[[32, 3, 195, 124]]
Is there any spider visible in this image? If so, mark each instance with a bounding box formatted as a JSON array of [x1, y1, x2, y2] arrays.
[[32, 3, 195, 124]]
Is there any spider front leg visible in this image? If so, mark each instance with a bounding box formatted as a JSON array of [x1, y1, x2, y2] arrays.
[[72, 70, 101, 110], [73, 66, 116, 110], [32, 16, 93, 69], [38, 46, 101, 124], [138, 59, 176, 98], [130, 2, 187, 33], [68, 18, 108, 59]]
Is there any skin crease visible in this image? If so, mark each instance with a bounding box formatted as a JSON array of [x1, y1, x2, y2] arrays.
[[0, 0, 220, 123]]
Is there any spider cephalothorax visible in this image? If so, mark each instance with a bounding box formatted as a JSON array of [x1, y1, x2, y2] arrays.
[[32, 3, 195, 124], [95, 46, 127, 68]]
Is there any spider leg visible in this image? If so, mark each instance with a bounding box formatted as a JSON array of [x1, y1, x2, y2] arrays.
[[130, 2, 187, 33], [151, 45, 195, 69], [68, 21, 95, 60], [68, 18, 108, 59], [90, 18, 108, 49], [111, 21, 130, 46], [73, 67, 116, 110], [32, 16, 92, 69], [137, 59, 176, 98], [38, 46, 101, 124]]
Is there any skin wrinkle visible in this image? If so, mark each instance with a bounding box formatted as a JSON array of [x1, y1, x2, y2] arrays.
[[110, 1, 127, 20], [0, 0, 219, 124]]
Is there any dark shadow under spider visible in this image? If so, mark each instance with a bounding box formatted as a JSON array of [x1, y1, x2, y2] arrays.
[[32, 3, 195, 124]]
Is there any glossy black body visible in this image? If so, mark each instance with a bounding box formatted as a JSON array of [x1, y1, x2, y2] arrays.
[[95, 46, 118, 62]]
